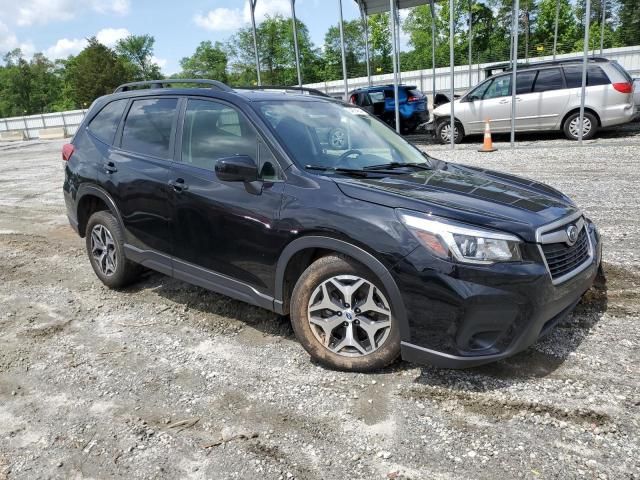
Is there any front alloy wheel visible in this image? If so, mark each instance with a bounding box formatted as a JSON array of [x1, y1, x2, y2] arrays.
[[307, 275, 392, 357], [290, 255, 400, 371]]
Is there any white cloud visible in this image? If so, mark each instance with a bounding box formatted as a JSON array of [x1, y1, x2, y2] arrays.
[[194, 8, 244, 32], [44, 37, 87, 59], [194, 0, 292, 32], [0, 0, 130, 27], [0, 20, 35, 56], [151, 55, 167, 69], [96, 27, 130, 47], [43, 27, 130, 59]]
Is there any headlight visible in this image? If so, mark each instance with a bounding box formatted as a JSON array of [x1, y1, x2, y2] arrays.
[[398, 210, 522, 264]]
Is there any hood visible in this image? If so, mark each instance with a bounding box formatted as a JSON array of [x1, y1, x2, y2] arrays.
[[333, 163, 578, 243]]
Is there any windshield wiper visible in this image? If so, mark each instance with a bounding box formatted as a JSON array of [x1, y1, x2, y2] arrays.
[[363, 162, 432, 171], [304, 165, 370, 177]]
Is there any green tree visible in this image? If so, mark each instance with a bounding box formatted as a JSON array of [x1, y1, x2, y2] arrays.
[[617, 0, 640, 46], [65, 38, 129, 108], [227, 14, 321, 86], [323, 19, 366, 81], [180, 41, 228, 81], [369, 13, 392, 74], [533, 0, 578, 55], [115, 34, 162, 81]]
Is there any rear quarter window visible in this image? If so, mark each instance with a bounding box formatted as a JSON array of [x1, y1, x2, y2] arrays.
[[564, 65, 611, 88], [121, 98, 178, 159], [87, 99, 128, 144]]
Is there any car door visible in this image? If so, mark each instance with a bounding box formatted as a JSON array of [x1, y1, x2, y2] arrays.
[[527, 68, 569, 129], [99, 96, 178, 273], [509, 70, 538, 131], [463, 74, 513, 133], [168, 97, 287, 301]]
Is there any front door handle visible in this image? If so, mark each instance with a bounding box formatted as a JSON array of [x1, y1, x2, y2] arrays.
[[104, 161, 117, 173], [499, 99, 510, 104], [169, 178, 189, 192]]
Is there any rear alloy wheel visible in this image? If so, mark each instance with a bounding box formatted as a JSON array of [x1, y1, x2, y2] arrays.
[[563, 111, 598, 140], [85, 210, 141, 289], [436, 120, 464, 144], [290, 255, 400, 371]]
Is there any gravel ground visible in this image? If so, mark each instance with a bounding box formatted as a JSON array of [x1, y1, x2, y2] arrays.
[[0, 131, 639, 480]]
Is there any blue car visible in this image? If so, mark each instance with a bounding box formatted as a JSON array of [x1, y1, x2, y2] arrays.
[[349, 84, 428, 133]]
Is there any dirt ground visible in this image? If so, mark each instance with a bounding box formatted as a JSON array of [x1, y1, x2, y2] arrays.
[[0, 133, 639, 480]]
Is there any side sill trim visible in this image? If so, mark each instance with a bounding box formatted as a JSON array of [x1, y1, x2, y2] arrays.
[[123, 244, 275, 312]]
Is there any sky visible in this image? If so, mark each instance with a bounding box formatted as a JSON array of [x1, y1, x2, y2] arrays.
[[0, 0, 383, 75]]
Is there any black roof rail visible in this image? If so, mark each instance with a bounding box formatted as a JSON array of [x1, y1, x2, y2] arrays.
[[235, 85, 329, 97], [114, 79, 233, 93], [489, 56, 609, 73]]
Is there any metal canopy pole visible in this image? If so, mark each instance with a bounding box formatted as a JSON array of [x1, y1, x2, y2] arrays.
[[429, 0, 437, 109], [510, 0, 519, 148], [290, 0, 302, 87], [395, 2, 401, 85], [468, 0, 473, 89], [389, 0, 400, 133], [358, 1, 372, 86], [249, 0, 261, 86], [449, 0, 455, 149], [338, 0, 349, 100], [553, 0, 559, 60], [579, 0, 591, 145], [600, 0, 606, 54]]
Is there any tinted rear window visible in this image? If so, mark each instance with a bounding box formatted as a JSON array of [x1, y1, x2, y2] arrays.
[[88, 99, 127, 144], [121, 98, 178, 158], [533, 68, 564, 92], [516, 70, 537, 94], [610, 61, 633, 82], [407, 88, 423, 97], [564, 65, 611, 88]]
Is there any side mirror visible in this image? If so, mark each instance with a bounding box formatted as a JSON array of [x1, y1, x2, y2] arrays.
[[215, 155, 258, 183], [466, 95, 479, 102]]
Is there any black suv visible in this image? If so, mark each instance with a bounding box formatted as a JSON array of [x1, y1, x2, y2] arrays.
[[63, 79, 601, 372]]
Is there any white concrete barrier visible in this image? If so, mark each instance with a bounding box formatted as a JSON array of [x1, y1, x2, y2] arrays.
[[39, 127, 67, 140], [0, 130, 26, 141]]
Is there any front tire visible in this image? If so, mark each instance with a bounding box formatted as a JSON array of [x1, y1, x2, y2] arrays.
[[436, 119, 464, 144], [563, 111, 598, 140], [290, 255, 400, 372], [85, 210, 140, 289]]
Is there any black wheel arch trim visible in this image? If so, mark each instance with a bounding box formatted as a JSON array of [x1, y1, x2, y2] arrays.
[[76, 184, 125, 237], [274, 236, 410, 341]]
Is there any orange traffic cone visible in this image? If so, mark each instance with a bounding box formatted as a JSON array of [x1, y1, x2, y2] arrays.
[[478, 119, 497, 152]]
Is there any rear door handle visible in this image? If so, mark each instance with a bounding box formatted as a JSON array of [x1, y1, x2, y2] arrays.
[[169, 178, 188, 192], [104, 161, 117, 173]]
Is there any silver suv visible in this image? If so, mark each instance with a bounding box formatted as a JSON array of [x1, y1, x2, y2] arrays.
[[433, 58, 636, 142]]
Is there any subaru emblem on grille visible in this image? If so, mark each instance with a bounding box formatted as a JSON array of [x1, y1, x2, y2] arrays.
[[566, 225, 579, 245]]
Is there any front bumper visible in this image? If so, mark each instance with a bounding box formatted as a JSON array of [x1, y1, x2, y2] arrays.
[[394, 223, 602, 368]]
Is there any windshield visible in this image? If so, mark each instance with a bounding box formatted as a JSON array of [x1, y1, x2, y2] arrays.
[[254, 100, 431, 172]]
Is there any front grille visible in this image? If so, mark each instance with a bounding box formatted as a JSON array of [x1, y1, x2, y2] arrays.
[[541, 227, 590, 281]]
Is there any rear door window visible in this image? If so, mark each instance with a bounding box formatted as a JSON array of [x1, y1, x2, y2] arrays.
[[515, 71, 537, 94], [532, 68, 564, 92], [88, 99, 128, 144], [121, 98, 178, 159]]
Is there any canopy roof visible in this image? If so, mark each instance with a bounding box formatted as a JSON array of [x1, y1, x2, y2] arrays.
[[356, 0, 431, 15]]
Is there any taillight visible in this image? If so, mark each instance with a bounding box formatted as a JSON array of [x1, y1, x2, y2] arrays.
[[407, 96, 421, 103], [62, 143, 74, 161], [349, 95, 357, 104], [612, 82, 633, 94]]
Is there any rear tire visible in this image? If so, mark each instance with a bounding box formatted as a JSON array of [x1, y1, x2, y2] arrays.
[[290, 255, 400, 372], [563, 111, 598, 140], [85, 211, 141, 289]]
